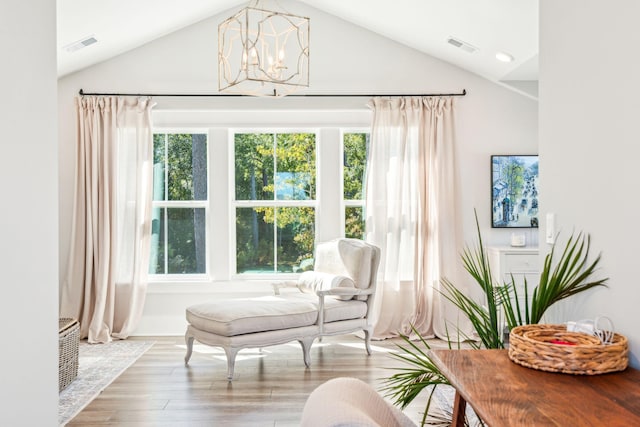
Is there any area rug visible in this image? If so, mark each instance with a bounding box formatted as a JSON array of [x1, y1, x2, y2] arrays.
[[58, 340, 154, 426]]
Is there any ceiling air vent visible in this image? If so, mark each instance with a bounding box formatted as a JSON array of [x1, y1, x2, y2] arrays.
[[63, 35, 98, 53], [446, 37, 478, 54]]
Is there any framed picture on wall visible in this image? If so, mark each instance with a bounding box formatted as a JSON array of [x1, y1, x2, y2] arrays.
[[491, 155, 539, 228]]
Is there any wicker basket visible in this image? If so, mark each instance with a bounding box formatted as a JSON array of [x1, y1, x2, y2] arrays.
[[59, 318, 80, 392], [508, 324, 628, 375]]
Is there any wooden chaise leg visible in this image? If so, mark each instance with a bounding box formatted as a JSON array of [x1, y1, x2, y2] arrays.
[[184, 335, 195, 365], [298, 336, 316, 367], [185, 333, 238, 382], [363, 328, 372, 355], [224, 347, 239, 381]]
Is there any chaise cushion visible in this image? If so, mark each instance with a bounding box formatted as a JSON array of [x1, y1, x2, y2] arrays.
[[297, 271, 356, 300], [314, 239, 374, 300], [282, 292, 368, 323], [186, 297, 318, 337], [320, 298, 367, 323]]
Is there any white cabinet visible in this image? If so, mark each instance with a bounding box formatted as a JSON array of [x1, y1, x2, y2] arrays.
[[487, 246, 539, 324], [487, 246, 539, 291]]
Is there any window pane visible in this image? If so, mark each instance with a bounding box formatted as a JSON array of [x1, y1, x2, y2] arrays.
[[276, 207, 315, 272], [236, 207, 274, 273], [345, 206, 365, 240], [168, 208, 206, 273], [235, 133, 274, 201], [149, 207, 206, 274], [153, 133, 207, 202], [149, 206, 165, 274], [235, 207, 315, 274], [167, 134, 207, 201], [152, 134, 166, 201], [275, 133, 316, 200], [343, 133, 369, 200]]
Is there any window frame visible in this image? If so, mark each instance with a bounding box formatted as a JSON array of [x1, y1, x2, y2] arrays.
[[229, 128, 319, 279], [148, 129, 211, 282], [147, 107, 373, 286]]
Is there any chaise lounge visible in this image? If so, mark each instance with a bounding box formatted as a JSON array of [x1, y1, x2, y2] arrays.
[[184, 238, 380, 380]]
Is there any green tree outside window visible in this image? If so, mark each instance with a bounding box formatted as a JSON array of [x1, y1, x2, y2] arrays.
[[235, 133, 316, 274], [343, 132, 369, 239]]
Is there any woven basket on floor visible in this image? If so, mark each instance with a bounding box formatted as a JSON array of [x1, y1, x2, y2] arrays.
[[508, 324, 628, 375], [59, 318, 80, 392]]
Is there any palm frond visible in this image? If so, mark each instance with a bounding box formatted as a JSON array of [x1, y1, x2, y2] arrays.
[[381, 327, 449, 413], [441, 278, 503, 349], [439, 210, 506, 348], [440, 210, 607, 347], [529, 233, 608, 323]]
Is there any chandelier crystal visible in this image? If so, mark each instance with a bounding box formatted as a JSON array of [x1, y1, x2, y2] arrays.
[[218, 1, 310, 97]]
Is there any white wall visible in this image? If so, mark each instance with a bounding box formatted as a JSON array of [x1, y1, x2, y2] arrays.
[[0, 1, 58, 424], [58, 1, 538, 334], [539, 0, 640, 368]]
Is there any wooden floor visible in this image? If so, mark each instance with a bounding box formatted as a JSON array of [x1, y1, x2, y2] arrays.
[[68, 334, 451, 426]]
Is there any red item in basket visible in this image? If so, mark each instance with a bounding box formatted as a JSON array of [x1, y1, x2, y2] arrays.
[[550, 339, 577, 346]]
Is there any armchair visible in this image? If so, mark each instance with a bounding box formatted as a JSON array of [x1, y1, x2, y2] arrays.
[[301, 377, 416, 427]]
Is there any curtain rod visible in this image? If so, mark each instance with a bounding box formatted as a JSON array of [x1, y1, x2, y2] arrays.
[[78, 88, 466, 98]]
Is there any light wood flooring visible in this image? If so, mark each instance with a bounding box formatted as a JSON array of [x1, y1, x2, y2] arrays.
[[68, 334, 452, 426]]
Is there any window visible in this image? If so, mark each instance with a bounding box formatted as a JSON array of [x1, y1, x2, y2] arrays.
[[148, 108, 372, 283], [234, 132, 316, 274], [149, 132, 208, 275], [343, 132, 369, 239]]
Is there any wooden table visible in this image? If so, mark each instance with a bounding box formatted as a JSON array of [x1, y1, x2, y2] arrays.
[[428, 349, 640, 426]]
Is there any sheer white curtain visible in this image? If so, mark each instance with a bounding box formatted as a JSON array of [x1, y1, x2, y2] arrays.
[[60, 96, 155, 343], [365, 97, 468, 340]]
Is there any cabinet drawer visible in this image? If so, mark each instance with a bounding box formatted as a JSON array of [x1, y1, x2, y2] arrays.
[[503, 254, 537, 272], [503, 273, 539, 290]]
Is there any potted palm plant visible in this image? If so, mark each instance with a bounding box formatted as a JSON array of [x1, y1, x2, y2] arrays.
[[382, 212, 608, 426]]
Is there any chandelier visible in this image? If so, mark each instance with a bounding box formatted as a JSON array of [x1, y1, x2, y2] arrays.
[[218, 0, 310, 97]]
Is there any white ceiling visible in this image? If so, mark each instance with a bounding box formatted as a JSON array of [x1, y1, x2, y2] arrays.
[[57, 0, 538, 92]]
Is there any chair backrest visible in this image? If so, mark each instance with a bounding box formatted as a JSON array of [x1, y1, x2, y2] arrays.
[[301, 377, 417, 427], [313, 238, 380, 303]]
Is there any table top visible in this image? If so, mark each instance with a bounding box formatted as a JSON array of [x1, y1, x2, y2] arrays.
[[428, 349, 640, 427]]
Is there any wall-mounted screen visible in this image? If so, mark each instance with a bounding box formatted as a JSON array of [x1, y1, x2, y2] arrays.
[[491, 155, 539, 228]]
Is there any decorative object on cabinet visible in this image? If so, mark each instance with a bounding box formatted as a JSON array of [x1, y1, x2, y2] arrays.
[[491, 155, 539, 228], [510, 232, 526, 247]]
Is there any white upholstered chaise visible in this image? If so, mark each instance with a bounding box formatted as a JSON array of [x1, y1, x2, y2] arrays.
[[184, 238, 380, 380]]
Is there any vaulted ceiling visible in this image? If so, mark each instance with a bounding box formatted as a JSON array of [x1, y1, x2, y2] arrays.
[[57, 0, 538, 96]]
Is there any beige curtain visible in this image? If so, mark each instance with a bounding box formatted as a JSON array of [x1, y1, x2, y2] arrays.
[[365, 97, 468, 340], [60, 96, 154, 343]]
